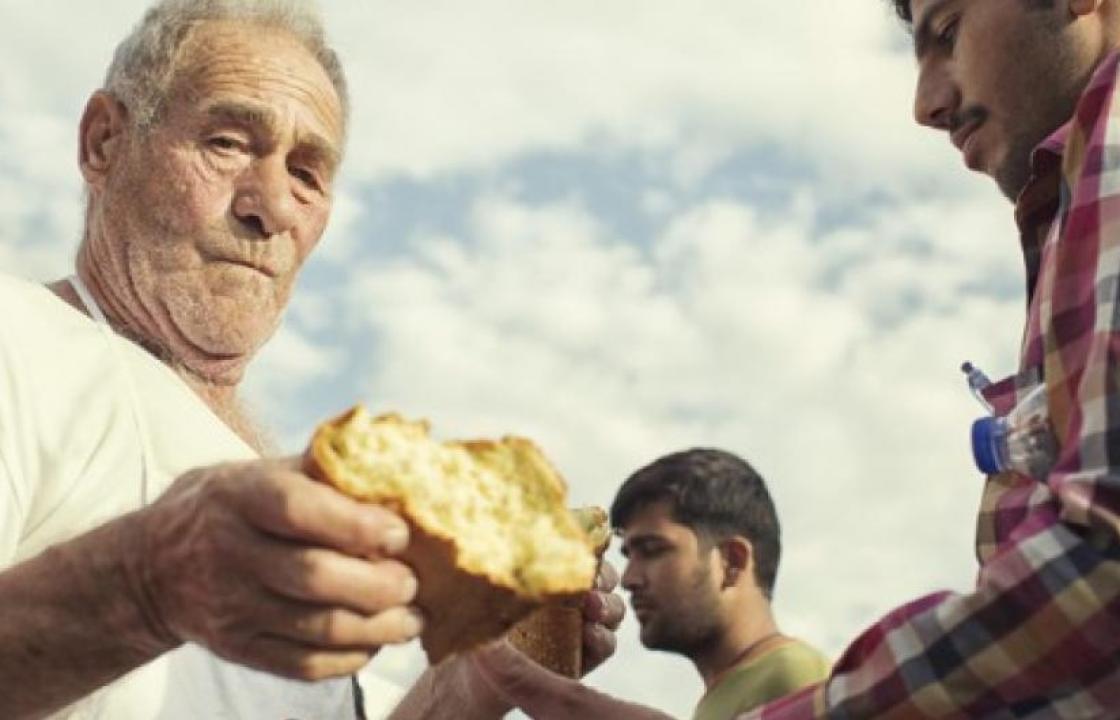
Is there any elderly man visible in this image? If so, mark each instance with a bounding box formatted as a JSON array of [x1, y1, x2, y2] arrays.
[[0, 1, 621, 718], [478, 0, 1120, 718]]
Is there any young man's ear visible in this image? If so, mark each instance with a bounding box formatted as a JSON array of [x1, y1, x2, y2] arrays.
[[1068, 0, 1103, 18], [79, 91, 130, 189], [719, 537, 753, 589]]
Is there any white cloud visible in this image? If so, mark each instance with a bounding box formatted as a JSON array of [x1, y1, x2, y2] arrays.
[[243, 322, 344, 423], [2, 1, 958, 191], [0, 109, 84, 280], [325, 0, 954, 193], [344, 188, 1022, 713]]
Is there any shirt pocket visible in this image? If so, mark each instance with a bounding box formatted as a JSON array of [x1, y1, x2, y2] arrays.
[[975, 365, 1050, 565]]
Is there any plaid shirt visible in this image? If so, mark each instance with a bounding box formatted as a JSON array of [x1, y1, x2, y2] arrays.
[[745, 52, 1120, 719]]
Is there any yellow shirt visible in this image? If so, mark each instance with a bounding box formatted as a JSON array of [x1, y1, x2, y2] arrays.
[[692, 639, 830, 720]]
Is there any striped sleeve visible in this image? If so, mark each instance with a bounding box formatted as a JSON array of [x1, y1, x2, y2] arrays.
[[744, 523, 1120, 718]]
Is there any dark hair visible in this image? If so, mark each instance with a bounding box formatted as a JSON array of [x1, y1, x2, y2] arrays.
[[610, 448, 781, 598], [888, 0, 1054, 27], [889, 0, 912, 24]]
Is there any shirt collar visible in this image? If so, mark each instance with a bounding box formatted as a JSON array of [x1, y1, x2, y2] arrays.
[[1012, 50, 1120, 302], [1013, 124, 1066, 303]]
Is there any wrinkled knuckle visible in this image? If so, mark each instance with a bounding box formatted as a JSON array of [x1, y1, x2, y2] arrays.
[[290, 612, 317, 642], [277, 489, 304, 528], [291, 550, 330, 597], [234, 467, 296, 527], [319, 610, 346, 644], [196, 469, 239, 508]]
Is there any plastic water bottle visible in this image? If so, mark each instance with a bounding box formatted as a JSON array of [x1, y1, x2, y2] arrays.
[[970, 383, 1057, 480], [961, 361, 993, 412]]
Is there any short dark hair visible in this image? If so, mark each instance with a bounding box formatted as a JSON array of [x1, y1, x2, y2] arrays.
[[888, 0, 1054, 28], [610, 448, 781, 598], [889, 0, 912, 24]]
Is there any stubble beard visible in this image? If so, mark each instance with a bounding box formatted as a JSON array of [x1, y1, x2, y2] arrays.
[[112, 156, 290, 378], [994, 10, 1091, 201], [640, 565, 724, 658]]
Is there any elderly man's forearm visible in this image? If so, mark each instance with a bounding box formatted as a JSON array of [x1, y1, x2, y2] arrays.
[[0, 511, 176, 718]]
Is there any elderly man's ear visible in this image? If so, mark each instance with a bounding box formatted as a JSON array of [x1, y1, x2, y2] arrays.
[[79, 91, 130, 189]]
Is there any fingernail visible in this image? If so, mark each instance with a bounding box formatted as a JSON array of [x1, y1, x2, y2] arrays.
[[402, 607, 425, 636], [399, 574, 418, 603], [380, 520, 409, 553]]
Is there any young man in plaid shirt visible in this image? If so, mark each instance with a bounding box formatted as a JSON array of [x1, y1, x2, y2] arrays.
[[464, 1, 1120, 717]]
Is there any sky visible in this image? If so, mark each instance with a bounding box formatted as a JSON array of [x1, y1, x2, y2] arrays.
[[1, 1, 1029, 717]]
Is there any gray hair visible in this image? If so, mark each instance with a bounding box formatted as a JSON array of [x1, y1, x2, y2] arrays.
[[104, 0, 349, 140]]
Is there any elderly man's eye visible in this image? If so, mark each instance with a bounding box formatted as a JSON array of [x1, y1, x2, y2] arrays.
[[207, 135, 244, 152], [290, 166, 322, 191]]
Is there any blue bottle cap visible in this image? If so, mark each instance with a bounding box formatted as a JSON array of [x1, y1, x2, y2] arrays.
[[971, 417, 1003, 474]]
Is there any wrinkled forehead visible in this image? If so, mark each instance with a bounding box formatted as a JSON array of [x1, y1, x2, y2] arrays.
[[168, 20, 345, 148]]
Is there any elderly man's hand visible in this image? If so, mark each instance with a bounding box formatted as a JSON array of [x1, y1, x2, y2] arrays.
[[580, 560, 626, 676], [124, 457, 421, 680]]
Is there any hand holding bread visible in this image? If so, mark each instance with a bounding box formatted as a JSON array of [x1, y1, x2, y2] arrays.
[[304, 406, 602, 663], [507, 506, 612, 677], [133, 457, 421, 681]]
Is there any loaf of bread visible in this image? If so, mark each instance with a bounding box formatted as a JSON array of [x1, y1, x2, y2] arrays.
[[304, 405, 599, 664], [507, 506, 611, 677]]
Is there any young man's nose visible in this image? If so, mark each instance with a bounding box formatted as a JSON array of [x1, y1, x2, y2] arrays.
[[620, 560, 643, 591], [914, 61, 960, 130]]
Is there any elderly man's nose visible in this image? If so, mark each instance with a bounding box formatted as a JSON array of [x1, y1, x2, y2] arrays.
[[233, 160, 299, 237]]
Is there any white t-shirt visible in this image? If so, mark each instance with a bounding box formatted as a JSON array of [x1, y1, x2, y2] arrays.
[[0, 274, 400, 719]]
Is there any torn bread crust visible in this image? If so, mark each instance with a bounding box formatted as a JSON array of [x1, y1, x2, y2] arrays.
[[507, 505, 611, 677], [304, 406, 598, 663]]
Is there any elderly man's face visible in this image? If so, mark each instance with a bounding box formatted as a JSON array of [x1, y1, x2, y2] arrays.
[[96, 20, 343, 367]]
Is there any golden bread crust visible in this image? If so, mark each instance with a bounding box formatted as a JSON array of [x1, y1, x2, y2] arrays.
[[507, 505, 612, 677], [506, 604, 584, 677], [304, 406, 596, 664]]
